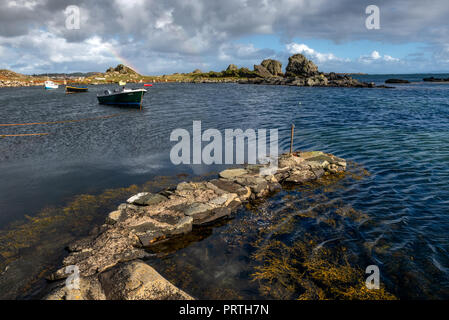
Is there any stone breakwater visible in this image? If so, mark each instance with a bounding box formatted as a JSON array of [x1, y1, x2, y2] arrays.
[[44, 151, 347, 300]]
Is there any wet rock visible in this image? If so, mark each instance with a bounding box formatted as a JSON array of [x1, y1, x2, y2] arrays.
[[55, 227, 147, 277], [127, 192, 167, 206], [219, 168, 248, 179], [45, 275, 106, 300], [128, 212, 193, 246], [99, 261, 193, 300], [279, 153, 306, 168], [285, 169, 316, 183], [299, 151, 325, 159], [226, 175, 269, 198], [182, 202, 230, 225], [209, 179, 252, 201], [385, 79, 410, 84], [311, 167, 325, 179], [127, 192, 149, 205], [106, 210, 123, 224], [45, 261, 193, 300]]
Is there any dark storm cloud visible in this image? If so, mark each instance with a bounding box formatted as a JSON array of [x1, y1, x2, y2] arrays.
[[1, 0, 449, 74]]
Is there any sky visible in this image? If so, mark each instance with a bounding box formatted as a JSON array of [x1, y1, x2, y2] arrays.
[[0, 0, 449, 75]]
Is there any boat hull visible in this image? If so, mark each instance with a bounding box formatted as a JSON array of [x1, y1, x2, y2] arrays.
[[44, 81, 58, 89], [66, 86, 88, 93], [97, 90, 145, 106]]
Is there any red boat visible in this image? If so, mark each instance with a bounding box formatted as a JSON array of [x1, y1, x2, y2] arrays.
[[144, 84, 153, 87]]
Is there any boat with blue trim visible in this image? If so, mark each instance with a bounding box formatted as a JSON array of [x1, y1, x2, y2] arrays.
[[44, 81, 58, 90]]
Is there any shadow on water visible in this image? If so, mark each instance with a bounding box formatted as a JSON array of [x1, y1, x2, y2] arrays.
[[0, 173, 215, 300]]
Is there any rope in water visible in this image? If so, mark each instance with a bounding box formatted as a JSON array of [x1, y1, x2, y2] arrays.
[[0, 111, 131, 127], [0, 111, 136, 137], [1, 133, 49, 137]]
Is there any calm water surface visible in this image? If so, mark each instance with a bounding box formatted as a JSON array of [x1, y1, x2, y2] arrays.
[[1, 76, 448, 299]]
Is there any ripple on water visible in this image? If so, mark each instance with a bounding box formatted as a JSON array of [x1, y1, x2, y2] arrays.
[[1, 81, 449, 298]]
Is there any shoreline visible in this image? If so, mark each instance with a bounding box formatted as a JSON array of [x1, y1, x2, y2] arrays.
[[1, 55, 393, 89], [43, 151, 347, 300]]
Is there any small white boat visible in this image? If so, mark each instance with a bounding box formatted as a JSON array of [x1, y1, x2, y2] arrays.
[[44, 81, 58, 90]]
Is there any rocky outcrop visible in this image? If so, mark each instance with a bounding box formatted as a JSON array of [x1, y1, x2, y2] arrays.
[[44, 151, 347, 300], [45, 260, 193, 300], [285, 53, 319, 77], [385, 79, 410, 84], [423, 77, 449, 82], [192, 69, 203, 74], [261, 59, 283, 76], [226, 64, 238, 72], [237, 54, 389, 88], [253, 64, 273, 78], [106, 64, 139, 75]]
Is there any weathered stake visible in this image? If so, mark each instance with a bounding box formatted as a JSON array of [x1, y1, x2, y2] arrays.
[[290, 124, 295, 154]]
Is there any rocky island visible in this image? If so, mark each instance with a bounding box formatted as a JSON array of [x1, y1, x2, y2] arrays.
[[43, 151, 347, 300], [0, 54, 390, 88]]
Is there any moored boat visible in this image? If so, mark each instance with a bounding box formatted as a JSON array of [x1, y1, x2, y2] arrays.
[[97, 88, 147, 107], [118, 81, 127, 86], [66, 86, 88, 93], [44, 81, 58, 90]]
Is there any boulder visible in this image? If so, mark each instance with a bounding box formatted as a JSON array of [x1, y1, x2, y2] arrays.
[[99, 261, 193, 300], [285, 54, 319, 77], [285, 169, 316, 183], [46, 261, 194, 300], [45, 275, 106, 300], [261, 59, 283, 76], [127, 193, 167, 206], [253, 64, 273, 78], [226, 64, 238, 71], [385, 79, 410, 84], [219, 168, 248, 179]]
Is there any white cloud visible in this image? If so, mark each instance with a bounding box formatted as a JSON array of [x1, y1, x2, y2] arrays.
[[359, 50, 400, 63], [286, 43, 348, 63]]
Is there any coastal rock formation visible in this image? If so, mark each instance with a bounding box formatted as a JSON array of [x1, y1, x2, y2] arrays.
[[385, 79, 410, 84], [285, 53, 319, 77], [253, 64, 273, 78], [45, 260, 193, 300], [44, 151, 347, 300], [192, 69, 203, 74], [226, 64, 238, 71], [106, 64, 139, 75], [237, 54, 387, 88], [261, 59, 283, 76], [423, 76, 449, 82]]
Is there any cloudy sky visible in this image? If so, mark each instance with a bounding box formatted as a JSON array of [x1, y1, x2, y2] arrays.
[[1, 0, 449, 75]]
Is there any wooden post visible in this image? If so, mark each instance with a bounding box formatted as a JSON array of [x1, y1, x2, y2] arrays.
[[290, 124, 295, 154]]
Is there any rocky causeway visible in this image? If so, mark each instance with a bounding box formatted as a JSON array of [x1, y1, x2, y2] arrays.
[[43, 151, 347, 300]]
